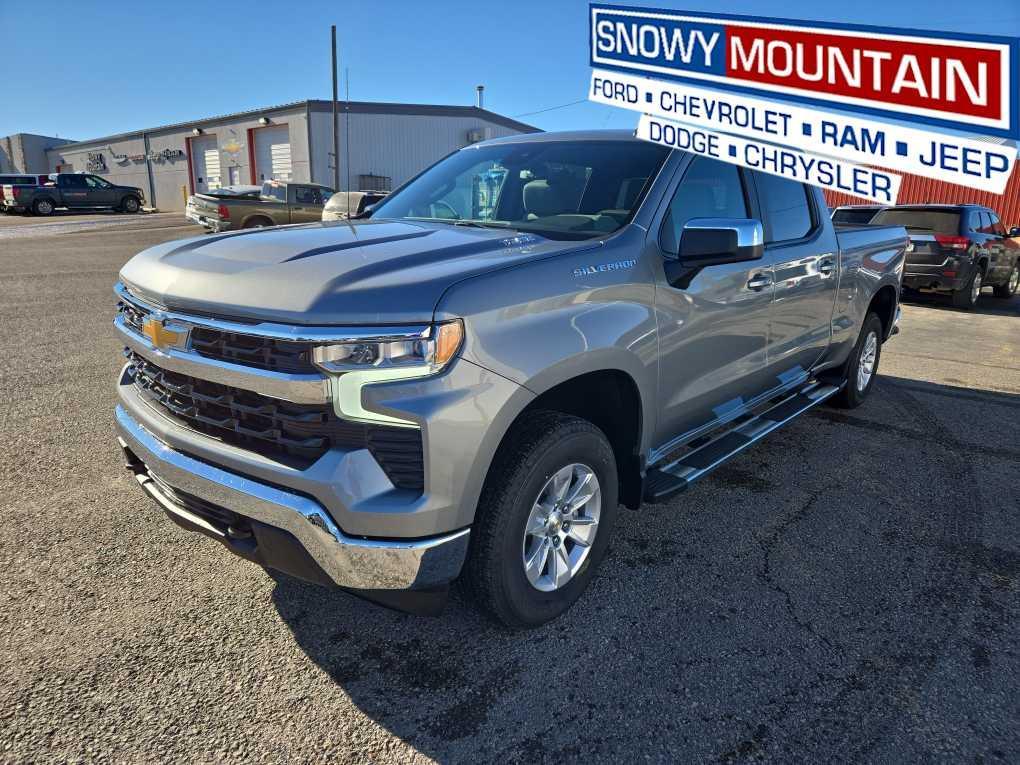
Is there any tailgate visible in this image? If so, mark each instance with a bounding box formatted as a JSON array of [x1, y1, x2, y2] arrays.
[[187, 195, 221, 216], [905, 231, 947, 267]]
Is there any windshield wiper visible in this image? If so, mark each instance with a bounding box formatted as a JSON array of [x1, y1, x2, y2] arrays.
[[455, 220, 513, 230]]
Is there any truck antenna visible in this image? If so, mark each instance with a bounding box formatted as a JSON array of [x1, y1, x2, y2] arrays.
[[345, 68, 352, 220]]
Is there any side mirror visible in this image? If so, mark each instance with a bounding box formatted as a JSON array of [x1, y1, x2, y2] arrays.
[[1008, 226, 1020, 238], [679, 218, 764, 267], [353, 203, 377, 220]]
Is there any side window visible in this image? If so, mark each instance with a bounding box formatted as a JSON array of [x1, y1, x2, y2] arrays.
[[967, 210, 983, 232], [988, 212, 1006, 236], [61, 175, 87, 189], [293, 186, 322, 205], [85, 175, 112, 189], [660, 157, 748, 254], [754, 172, 814, 243]]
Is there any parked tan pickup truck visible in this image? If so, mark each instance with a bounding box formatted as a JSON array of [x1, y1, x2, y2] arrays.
[[185, 180, 334, 232]]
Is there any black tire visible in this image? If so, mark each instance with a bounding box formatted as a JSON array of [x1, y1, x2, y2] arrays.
[[121, 195, 141, 213], [831, 312, 884, 409], [242, 216, 272, 229], [992, 262, 1019, 299], [465, 411, 619, 629], [32, 198, 55, 216], [952, 266, 984, 309]]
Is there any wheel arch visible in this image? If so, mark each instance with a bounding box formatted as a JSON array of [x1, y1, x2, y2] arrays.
[[505, 368, 645, 510], [241, 213, 273, 229], [868, 284, 899, 341]]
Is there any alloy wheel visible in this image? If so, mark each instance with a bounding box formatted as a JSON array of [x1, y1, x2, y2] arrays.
[[521, 463, 601, 592], [857, 331, 878, 392]]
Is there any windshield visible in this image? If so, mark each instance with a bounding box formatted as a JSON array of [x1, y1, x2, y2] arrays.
[[261, 182, 287, 202], [871, 208, 961, 235], [370, 140, 670, 240]]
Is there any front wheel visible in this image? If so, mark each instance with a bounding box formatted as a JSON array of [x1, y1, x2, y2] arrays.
[[993, 263, 1019, 299], [121, 196, 141, 213], [831, 312, 884, 409], [465, 411, 618, 629], [32, 198, 55, 216]]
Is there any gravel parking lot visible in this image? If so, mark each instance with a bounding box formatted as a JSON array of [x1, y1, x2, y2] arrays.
[[1, 214, 1017, 763]]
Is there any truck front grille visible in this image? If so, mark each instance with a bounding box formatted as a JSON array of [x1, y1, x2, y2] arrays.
[[117, 299, 317, 374], [189, 327, 314, 374], [127, 352, 424, 491]]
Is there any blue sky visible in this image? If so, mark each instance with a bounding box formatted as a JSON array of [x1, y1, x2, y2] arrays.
[[2, 0, 1018, 141]]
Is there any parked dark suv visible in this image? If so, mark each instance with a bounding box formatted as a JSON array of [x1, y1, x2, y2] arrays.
[[870, 204, 1020, 308], [830, 204, 886, 226]]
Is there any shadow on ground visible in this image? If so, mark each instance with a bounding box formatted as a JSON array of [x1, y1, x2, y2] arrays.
[[268, 377, 1020, 762]]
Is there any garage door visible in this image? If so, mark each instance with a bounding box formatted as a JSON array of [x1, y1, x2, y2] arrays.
[[254, 125, 291, 182], [190, 135, 221, 193]]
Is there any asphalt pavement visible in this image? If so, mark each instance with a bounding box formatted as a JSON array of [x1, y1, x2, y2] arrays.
[[1, 213, 1017, 763]]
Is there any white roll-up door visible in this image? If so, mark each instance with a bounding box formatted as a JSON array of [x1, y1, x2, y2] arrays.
[[254, 125, 291, 182], [203, 148, 221, 190], [190, 135, 221, 193]]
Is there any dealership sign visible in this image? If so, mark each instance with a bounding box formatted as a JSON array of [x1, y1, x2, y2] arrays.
[[637, 114, 900, 203], [590, 4, 1019, 139], [591, 70, 1017, 194]]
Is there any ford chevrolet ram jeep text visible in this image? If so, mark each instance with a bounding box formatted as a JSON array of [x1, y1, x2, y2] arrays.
[[114, 131, 906, 628]]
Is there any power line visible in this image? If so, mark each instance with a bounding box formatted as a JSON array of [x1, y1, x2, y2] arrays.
[[512, 98, 589, 118]]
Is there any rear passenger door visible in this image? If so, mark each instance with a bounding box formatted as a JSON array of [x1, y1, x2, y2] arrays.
[[985, 211, 1011, 282], [751, 172, 838, 379], [59, 174, 89, 208]]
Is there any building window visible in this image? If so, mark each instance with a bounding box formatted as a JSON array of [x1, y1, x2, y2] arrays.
[[359, 174, 392, 192]]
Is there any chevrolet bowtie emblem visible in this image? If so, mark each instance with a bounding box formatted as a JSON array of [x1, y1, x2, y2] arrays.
[[141, 317, 185, 351]]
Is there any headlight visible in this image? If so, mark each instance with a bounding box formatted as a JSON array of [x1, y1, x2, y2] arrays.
[[312, 320, 463, 426]]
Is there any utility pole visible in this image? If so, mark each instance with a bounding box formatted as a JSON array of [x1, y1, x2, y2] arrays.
[[331, 25, 340, 191], [345, 68, 351, 218]]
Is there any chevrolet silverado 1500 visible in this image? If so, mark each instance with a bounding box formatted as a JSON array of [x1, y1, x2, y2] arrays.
[[114, 130, 906, 628]]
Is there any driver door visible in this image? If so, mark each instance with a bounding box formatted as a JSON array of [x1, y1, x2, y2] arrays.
[[85, 175, 118, 206], [289, 185, 326, 223], [652, 156, 775, 445]]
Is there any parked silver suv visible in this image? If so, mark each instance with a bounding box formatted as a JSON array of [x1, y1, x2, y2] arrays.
[[114, 131, 906, 627]]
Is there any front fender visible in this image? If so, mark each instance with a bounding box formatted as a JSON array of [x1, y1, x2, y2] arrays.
[[436, 229, 658, 453]]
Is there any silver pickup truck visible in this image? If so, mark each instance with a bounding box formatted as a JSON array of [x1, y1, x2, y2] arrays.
[[114, 130, 906, 628]]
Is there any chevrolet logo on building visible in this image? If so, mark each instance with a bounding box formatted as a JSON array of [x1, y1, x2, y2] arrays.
[[141, 315, 187, 352]]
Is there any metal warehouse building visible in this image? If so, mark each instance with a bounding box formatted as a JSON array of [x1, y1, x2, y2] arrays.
[[1, 98, 537, 212]]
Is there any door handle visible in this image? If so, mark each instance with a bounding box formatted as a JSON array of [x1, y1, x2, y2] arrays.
[[747, 274, 772, 291], [819, 259, 836, 275]]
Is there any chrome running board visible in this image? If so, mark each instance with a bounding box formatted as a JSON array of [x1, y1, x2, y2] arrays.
[[643, 381, 840, 503]]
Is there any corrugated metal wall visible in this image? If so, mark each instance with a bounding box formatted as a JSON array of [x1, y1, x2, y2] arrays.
[[825, 166, 1020, 226]]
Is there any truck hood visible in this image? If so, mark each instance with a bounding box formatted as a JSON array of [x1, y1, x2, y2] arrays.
[[119, 219, 596, 325]]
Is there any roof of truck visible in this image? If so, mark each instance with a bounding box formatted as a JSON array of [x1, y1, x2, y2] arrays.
[[478, 129, 640, 146]]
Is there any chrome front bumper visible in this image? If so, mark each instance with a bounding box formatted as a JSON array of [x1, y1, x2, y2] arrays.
[[115, 405, 469, 590]]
